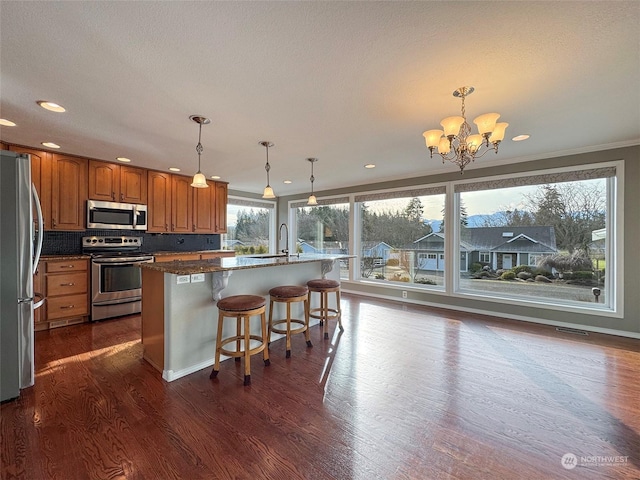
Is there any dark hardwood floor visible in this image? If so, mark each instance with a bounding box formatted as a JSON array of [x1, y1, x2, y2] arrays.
[[2, 294, 640, 479]]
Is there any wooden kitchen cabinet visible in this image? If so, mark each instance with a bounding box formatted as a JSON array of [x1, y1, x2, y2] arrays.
[[171, 175, 192, 233], [153, 253, 202, 263], [51, 154, 88, 231], [148, 173, 227, 234], [89, 160, 148, 204], [9, 146, 53, 230], [192, 179, 216, 233], [214, 181, 228, 233], [148, 171, 172, 232], [37, 258, 90, 330]]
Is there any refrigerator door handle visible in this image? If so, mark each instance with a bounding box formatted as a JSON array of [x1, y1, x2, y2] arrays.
[[33, 292, 44, 310], [32, 184, 44, 272]]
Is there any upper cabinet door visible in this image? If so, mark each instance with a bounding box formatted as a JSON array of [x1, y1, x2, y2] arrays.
[[120, 165, 147, 204], [148, 171, 171, 233], [171, 175, 192, 233], [9, 146, 53, 230], [89, 160, 119, 202], [192, 180, 215, 233], [214, 181, 228, 233], [51, 154, 87, 230]]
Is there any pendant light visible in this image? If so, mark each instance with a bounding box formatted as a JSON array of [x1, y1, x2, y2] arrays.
[[260, 141, 275, 198], [189, 115, 210, 188], [307, 157, 318, 206]]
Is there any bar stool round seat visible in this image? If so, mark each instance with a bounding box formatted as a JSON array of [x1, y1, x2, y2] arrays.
[[210, 294, 270, 386], [307, 279, 343, 339], [268, 285, 312, 358]]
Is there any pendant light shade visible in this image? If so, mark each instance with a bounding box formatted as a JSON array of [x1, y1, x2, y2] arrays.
[[260, 141, 276, 198], [189, 115, 210, 188], [307, 158, 318, 206]]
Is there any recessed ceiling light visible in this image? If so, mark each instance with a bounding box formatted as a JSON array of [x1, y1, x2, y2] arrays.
[[41, 142, 61, 149], [37, 101, 66, 113], [169, 167, 181, 172], [283, 180, 292, 184], [0, 118, 17, 127], [210, 175, 221, 179], [116, 157, 131, 163], [364, 164, 376, 169], [512, 134, 530, 142]]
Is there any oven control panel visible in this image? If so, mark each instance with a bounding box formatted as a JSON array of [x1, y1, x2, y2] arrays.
[[82, 235, 142, 249]]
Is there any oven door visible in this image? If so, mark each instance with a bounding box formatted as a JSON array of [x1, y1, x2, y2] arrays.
[[91, 256, 154, 306]]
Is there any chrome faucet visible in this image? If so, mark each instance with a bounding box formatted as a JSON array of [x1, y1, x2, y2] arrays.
[[279, 223, 289, 255]]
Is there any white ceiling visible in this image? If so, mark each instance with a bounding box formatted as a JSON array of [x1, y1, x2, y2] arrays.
[[1, 1, 639, 197]]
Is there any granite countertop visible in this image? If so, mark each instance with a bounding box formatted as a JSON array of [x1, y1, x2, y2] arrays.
[[40, 254, 91, 261], [139, 253, 353, 275]]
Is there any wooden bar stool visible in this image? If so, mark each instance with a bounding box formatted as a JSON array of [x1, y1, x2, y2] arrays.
[[268, 285, 312, 358], [307, 279, 343, 339], [210, 295, 270, 386]]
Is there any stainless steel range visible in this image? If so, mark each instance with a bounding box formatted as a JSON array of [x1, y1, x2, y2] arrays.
[[83, 236, 154, 321]]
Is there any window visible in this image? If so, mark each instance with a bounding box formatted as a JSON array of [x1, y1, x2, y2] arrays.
[[223, 197, 276, 255], [454, 165, 617, 311], [355, 187, 446, 287], [291, 197, 350, 279]]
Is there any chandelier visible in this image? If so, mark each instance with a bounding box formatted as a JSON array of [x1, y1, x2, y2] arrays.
[[422, 86, 508, 174]]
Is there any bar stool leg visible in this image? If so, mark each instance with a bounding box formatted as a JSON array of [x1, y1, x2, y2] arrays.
[[210, 310, 224, 379], [322, 291, 330, 339], [243, 314, 251, 385], [304, 297, 312, 347], [261, 310, 270, 366], [267, 299, 274, 346], [234, 316, 242, 362], [336, 289, 344, 331], [285, 302, 292, 358]]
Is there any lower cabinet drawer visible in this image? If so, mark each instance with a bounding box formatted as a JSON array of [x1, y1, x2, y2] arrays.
[[46, 273, 87, 296], [47, 294, 89, 320]]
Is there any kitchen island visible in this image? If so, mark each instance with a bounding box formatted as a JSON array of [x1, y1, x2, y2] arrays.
[[139, 254, 350, 381]]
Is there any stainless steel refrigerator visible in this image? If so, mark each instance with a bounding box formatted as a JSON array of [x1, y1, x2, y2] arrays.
[[1, 150, 44, 402]]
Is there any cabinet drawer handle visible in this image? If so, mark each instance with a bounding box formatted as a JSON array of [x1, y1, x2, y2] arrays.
[[60, 283, 75, 286], [60, 305, 75, 309], [60, 265, 75, 269]]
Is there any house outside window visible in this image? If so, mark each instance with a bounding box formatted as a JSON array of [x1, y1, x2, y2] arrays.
[[355, 187, 446, 288], [454, 164, 617, 311]]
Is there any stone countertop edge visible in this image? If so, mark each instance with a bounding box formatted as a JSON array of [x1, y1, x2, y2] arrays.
[[40, 254, 91, 261], [139, 254, 354, 275]]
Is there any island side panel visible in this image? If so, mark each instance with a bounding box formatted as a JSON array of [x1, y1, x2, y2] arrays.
[[141, 268, 166, 372], [162, 261, 339, 381]]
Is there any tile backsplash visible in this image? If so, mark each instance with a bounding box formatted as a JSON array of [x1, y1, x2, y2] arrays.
[[42, 230, 221, 255]]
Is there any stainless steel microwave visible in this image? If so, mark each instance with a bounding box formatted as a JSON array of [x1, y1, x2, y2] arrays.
[[87, 200, 148, 230]]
